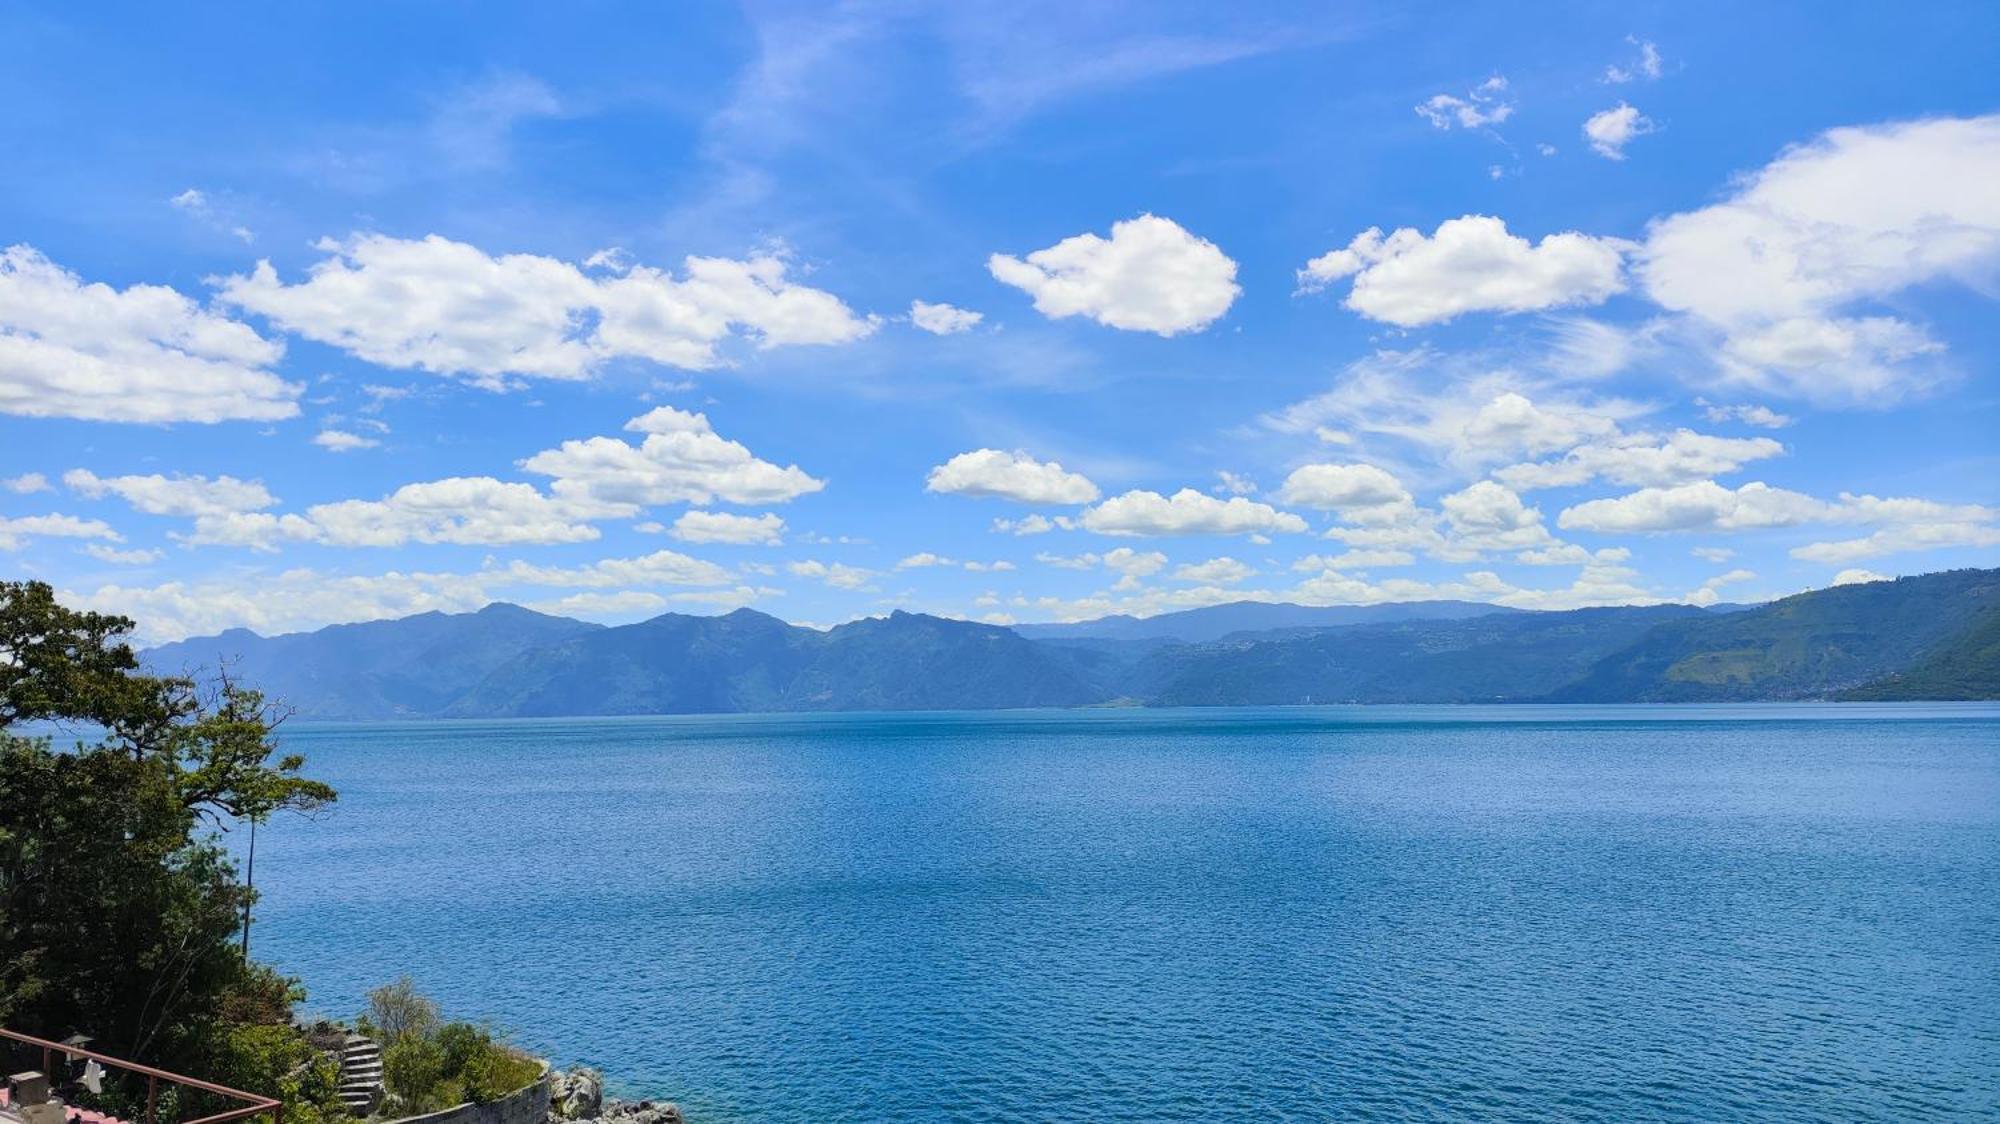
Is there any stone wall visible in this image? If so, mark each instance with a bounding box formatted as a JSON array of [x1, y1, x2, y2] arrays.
[[385, 1070, 550, 1124]]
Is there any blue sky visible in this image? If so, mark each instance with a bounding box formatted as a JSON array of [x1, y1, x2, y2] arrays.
[[4, 1, 1998, 641]]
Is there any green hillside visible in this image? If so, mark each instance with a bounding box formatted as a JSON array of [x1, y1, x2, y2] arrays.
[[1840, 601, 2000, 700], [1551, 569, 2000, 701]]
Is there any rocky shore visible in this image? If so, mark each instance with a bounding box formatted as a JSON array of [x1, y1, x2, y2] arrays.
[[549, 1068, 683, 1124]]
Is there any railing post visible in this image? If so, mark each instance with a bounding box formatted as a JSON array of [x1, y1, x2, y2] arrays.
[[148, 1074, 158, 1124]]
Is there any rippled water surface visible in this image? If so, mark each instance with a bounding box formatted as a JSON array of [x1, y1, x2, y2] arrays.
[[250, 705, 2000, 1122]]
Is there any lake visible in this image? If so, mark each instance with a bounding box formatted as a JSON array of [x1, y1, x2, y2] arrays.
[[247, 705, 2000, 1122]]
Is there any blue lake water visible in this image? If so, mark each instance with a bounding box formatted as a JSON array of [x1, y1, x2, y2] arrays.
[[247, 705, 2000, 1122]]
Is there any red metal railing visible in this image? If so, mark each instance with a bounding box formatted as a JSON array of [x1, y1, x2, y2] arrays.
[[0, 1029, 282, 1124]]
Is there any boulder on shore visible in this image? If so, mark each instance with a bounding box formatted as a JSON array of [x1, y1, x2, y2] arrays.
[[548, 1069, 681, 1124]]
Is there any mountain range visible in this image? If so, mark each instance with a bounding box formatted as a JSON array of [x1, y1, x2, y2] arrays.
[[141, 567, 2000, 718]]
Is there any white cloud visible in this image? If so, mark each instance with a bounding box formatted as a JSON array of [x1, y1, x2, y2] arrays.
[[1603, 38, 1663, 84], [1035, 547, 1166, 589], [1698, 401, 1793, 428], [1832, 568, 1890, 586], [82, 544, 164, 565], [909, 299, 983, 335], [524, 407, 824, 511], [1298, 216, 1628, 327], [1559, 482, 1995, 538], [1791, 522, 2000, 564], [992, 513, 1063, 536], [1516, 544, 1630, 566], [61, 550, 760, 643], [1495, 430, 1786, 490], [64, 468, 276, 517], [0, 513, 123, 551], [896, 551, 954, 569], [1691, 546, 1735, 562], [65, 569, 496, 643], [964, 559, 1014, 573], [1276, 463, 1417, 526], [313, 428, 380, 452], [215, 233, 875, 386], [988, 214, 1239, 336], [926, 449, 1100, 504], [307, 477, 602, 547], [1414, 76, 1513, 130], [495, 549, 734, 589], [1684, 568, 1756, 607], [1214, 470, 1257, 497], [1264, 352, 1643, 477], [1640, 115, 2000, 402], [1437, 480, 1556, 553], [177, 512, 320, 552], [1583, 103, 1654, 159], [4, 473, 49, 494], [1171, 557, 1253, 585], [789, 559, 876, 589], [668, 509, 785, 545], [1080, 488, 1308, 537], [0, 245, 298, 423], [1292, 549, 1416, 570], [169, 188, 254, 243], [1559, 480, 1827, 533]]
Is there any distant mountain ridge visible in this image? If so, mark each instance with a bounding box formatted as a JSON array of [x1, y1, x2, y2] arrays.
[[141, 570, 2000, 717], [1011, 599, 1520, 644]]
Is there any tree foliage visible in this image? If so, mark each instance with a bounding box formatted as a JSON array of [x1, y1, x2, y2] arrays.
[[0, 580, 336, 1085]]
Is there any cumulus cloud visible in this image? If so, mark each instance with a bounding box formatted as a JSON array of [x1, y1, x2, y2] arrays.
[[1264, 352, 1642, 476], [64, 469, 276, 517], [494, 549, 733, 589], [1297, 216, 1628, 327], [1558, 480, 1826, 533], [1640, 115, 2000, 401], [788, 559, 877, 589], [1037, 547, 1167, 590], [1276, 463, 1417, 526], [909, 299, 983, 335], [991, 513, 1064, 535], [1683, 568, 1756, 607], [177, 512, 320, 552], [1560, 481, 1996, 537], [305, 477, 603, 547], [896, 551, 954, 569], [61, 545, 765, 643], [524, 407, 824, 512], [0, 513, 123, 551], [3, 473, 48, 494], [926, 449, 1100, 504], [215, 233, 875, 386], [1080, 488, 1308, 537], [988, 214, 1239, 336], [1494, 429, 1785, 490], [1171, 557, 1254, 585], [1790, 522, 2000, 564], [1832, 568, 1890, 586], [1583, 103, 1654, 159], [0, 245, 298, 423], [668, 509, 785, 545], [314, 428, 380, 452], [1414, 76, 1513, 130], [82, 544, 164, 565]]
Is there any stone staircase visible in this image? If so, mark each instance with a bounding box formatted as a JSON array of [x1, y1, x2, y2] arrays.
[[336, 1034, 384, 1117]]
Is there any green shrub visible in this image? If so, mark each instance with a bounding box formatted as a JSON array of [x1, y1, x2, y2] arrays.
[[362, 982, 542, 1114]]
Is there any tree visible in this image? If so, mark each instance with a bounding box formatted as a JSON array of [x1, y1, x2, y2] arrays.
[[0, 580, 336, 1075], [363, 977, 440, 1047]]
